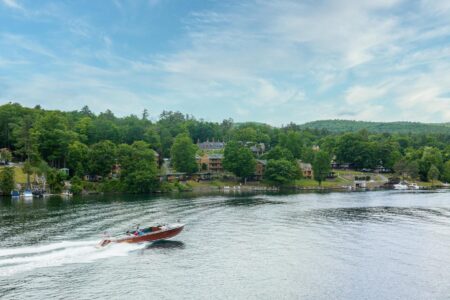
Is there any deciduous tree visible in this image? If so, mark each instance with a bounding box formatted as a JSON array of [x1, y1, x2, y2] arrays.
[[170, 134, 198, 174], [0, 167, 15, 195], [312, 151, 331, 186], [264, 159, 299, 185]]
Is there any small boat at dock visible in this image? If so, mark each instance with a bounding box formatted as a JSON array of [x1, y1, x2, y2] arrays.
[[393, 182, 408, 190], [98, 223, 184, 247], [22, 190, 33, 199]]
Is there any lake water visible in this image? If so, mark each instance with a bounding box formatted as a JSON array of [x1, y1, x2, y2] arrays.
[[1, 190, 450, 299]]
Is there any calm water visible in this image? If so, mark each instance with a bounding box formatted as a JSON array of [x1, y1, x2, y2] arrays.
[[1, 190, 450, 299]]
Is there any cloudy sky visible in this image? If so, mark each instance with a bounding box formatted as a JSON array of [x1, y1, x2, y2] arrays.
[[1, 0, 450, 124]]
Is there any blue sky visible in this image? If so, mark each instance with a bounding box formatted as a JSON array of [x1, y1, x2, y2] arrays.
[[1, 0, 450, 125]]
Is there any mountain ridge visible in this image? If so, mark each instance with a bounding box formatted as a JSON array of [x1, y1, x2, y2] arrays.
[[299, 120, 450, 134]]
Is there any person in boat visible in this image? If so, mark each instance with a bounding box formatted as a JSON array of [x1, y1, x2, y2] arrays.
[[132, 225, 146, 236], [133, 225, 140, 236]]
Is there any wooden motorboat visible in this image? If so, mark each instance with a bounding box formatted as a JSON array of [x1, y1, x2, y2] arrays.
[[98, 223, 184, 247]]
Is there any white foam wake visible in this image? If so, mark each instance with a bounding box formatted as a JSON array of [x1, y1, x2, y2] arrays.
[[0, 240, 144, 277]]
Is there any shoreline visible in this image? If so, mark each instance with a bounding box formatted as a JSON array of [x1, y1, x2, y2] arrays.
[[2, 178, 448, 198]]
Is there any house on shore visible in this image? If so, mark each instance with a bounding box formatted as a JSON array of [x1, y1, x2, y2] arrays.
[[159, 158, 187, 182], [249, 143, 266, 157], [252, 159, 267, 181], [298, 161, 313, 179], [331, 161, 355, 170]]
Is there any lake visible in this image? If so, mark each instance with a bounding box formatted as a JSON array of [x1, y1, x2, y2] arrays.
[[1, 190, 450, 299]]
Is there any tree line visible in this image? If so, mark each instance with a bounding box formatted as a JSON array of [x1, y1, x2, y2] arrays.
[[0, 103, 450, 194]]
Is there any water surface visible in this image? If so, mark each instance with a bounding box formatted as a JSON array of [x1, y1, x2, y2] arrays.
[[1, 190, 450, 299]]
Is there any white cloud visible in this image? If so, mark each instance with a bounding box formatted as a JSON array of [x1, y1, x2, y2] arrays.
[[345, 85, 389, 105], [2, 0, 450, 124], [1, 0, 22, 9], [0, 33, 56, 58]]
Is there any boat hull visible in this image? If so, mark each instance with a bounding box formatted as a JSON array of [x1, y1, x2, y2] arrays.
[[117, 225, 184, 244], [98, 224, 184, 247]]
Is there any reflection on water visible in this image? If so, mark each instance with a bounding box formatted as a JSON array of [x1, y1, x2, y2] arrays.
[[144, 240, 185, 250], [1, 190, 450, 299], [224, 197, 286, 207]]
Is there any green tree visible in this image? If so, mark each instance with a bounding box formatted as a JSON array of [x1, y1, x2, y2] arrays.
[[394, 159, 419, 180], [170, 134, 198, 174], [442, 161, 450, 183], [0, 103, 30, 149], [407, 160, 420, 180], [117, 141, 159, 193], [0, 167, 15, 195], [89, 117, 120, 144], [144, 126, 162, 151], [279, 131, 303, 158], [67, 141, 90, 177], [74, 116, 92, 144], [427, 164, 440, 185], [335, 133, 375, 169], [376, 141, 402, 169], [312, 151, 331, 186], [88, 140, 116, 177], [265, 146, 294, 161], [46, 168, 66, 193], [33, 112, 78, 167], [232, 127, 257, 142], [265, 159, 299, 185], [22, 160, 34, 188], [70, 175, 83, 195], [223, 141, 256, 182], [0, 148, 12, 164], [419, 147, 443, 181]]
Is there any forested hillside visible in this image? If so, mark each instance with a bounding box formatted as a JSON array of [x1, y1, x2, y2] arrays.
[[300, 120, 450, 134]]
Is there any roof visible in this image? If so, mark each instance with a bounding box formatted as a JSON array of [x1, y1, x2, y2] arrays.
[[256, 159, 267, 165], [298, 162, 312, 169], [197, 141, 225, 150]]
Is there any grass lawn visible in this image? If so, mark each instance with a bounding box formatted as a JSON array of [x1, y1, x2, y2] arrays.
[[417, 180, 443, 187], [294, 177, 348, 188], [186, 180, 236, 188], [0, 166, 28, 184], [333, 169, 365, 176]]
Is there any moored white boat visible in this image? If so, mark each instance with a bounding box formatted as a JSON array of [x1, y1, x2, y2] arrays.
[[61, 191, 73, 197], [408, 183, 420, 190], [22, 190, 33, 198], [393, 182, 408, 190]]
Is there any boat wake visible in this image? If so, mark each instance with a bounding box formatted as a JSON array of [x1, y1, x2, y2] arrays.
[[0, 240, 144, 277]]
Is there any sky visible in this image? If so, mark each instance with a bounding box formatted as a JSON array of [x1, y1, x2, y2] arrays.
[[1, 0, 450, 125]]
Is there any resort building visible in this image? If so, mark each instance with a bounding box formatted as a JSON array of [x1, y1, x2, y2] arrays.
[[197, 139, 225, 151], [197, 153, 224, 173]]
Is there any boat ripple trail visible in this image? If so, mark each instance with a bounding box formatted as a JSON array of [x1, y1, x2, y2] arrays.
[[0, 240, 144, 277]]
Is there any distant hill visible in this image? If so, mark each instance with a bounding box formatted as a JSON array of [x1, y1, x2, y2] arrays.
[[300, 120, 450, 134]]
